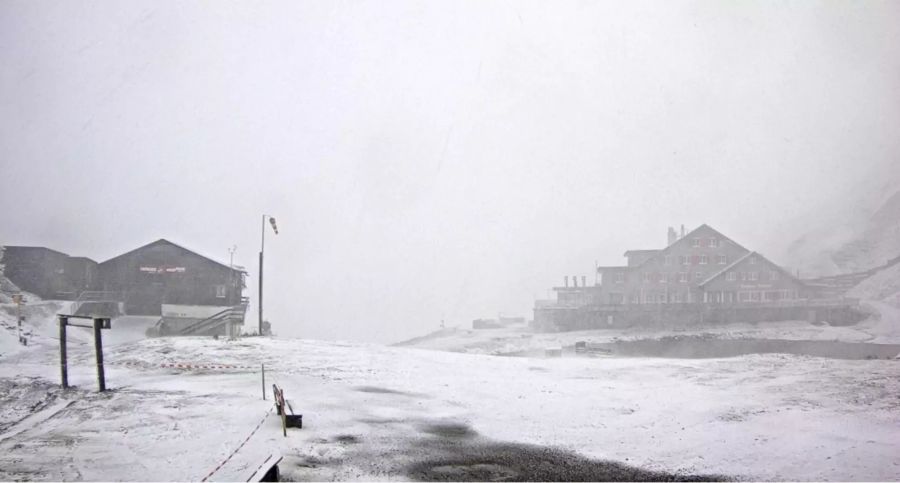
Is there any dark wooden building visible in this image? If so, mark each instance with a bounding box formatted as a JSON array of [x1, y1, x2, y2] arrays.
[[1, 246, 99, 299], [98, 239, 246, 316]]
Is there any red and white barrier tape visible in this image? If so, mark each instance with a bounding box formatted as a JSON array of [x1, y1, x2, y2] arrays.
[[201, 406, 274, 482], [159, 362, 258, 370], [109, 361, 259, 370]]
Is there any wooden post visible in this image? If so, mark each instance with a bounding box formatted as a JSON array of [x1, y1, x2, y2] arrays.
[[261, 363, 266, 400], [93, 318, 106, 392], [59, 316, 68, 389], [279, 387, 287, 437]]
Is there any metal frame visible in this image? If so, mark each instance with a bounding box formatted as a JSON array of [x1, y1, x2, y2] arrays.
[[57, 314, 111, 392]]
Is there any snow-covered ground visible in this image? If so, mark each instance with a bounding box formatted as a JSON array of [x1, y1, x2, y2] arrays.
[[1, 304, 899, 481]]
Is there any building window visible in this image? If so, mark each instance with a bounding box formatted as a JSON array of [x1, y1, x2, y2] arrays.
[[709, 238, 719, 248], [215, 285, 226, 298], [726, 272, 736, 281], [679, 272, 688, 283], [692, 238, 700, 248], [659, 273, 667, 283], [680, 255, 689, 265], [615, 272, 625, 283], [770, 271, 779, 281], [644, 293, 655, 304], [658, 294, 667, 303], [749, 256, 757, 265], [749, 272, 758, 281], [642, 272, 651, 283], [700, 255, 708, 265], [718, 255, 727, 265]]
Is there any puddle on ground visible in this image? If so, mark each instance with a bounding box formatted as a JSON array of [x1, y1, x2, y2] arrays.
[[418, 422, 478, 439], [592, 337, 900, 360], [355, 385, 418, 396], [505, 337, 900, 360]]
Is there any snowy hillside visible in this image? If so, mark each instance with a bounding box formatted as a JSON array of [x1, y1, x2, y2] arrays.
[[849, 262, 900, 307], [832, 189, 900, 272], [0, 300, 71, 359], [783, 189, 900, 277]]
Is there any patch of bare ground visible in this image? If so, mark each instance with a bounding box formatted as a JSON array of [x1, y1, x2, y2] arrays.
[[405, 438, 732, 481], [299, 417, 734, 482]]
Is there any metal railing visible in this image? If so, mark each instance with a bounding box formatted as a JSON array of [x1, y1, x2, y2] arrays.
[[178, 305, 246, 335]]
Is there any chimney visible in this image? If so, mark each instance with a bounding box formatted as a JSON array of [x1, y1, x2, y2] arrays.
[[667, 226, 677, 246], [680, 224, 685, 238], [582, 275, 587, 287], [573, 275, 578, 288], [564, 276, 569, 287]]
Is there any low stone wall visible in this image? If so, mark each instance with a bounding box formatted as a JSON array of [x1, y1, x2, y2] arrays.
[[533, 302, 867, 332]]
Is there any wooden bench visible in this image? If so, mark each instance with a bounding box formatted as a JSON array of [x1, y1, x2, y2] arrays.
[[272, 385, 302, 435]]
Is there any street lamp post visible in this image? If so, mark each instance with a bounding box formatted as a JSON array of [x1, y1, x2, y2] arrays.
[[259, 215, 278, 335]]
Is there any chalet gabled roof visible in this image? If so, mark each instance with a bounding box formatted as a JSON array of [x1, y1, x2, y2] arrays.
[[698, 250, 807, 288], [632, 224, 751, 270], [99, 239, 247, 273]]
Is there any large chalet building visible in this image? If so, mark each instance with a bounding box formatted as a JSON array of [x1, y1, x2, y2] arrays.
[[535, 224, 861, 331]]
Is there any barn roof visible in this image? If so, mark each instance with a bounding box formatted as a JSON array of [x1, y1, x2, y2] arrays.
[[2, 245, 71, 258], [99, 239, 247, 273]]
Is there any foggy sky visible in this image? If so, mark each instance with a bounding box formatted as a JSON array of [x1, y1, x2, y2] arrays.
[[2, 1, 899, 343]]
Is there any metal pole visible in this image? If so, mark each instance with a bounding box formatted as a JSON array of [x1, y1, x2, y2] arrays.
[[261, 363, 266, 400], [258, 251, 264, 335], [259, 214, 265, 335], [59, 316, 68, 389], [93, 318, 106, 392], [16, 298, 21, 343]]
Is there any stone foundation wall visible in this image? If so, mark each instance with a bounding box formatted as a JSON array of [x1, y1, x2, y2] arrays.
[[533, 302, 867, 332]]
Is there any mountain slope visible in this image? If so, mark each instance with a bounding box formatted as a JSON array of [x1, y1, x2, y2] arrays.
[[783, 188, 900, 277]]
